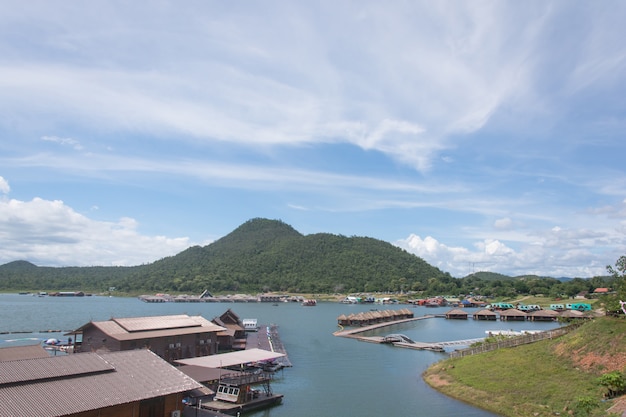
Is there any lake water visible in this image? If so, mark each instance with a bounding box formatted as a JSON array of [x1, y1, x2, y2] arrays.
[[0, 294, 562, 417]]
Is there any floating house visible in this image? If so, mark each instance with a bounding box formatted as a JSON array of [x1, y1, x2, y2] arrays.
[[213, 309, 247, 351], [499, 309, 528, 321], [559, 310, 585, 320], [445, 308, 468, 320], [337, 309, 414, 327], [473, 309, 497, 321], [69, 314, 225, 363], [0, 349, 202, 417], [48, 291, 85, 297], [259, 294, 283, 303], [528, 309, 560, 322]]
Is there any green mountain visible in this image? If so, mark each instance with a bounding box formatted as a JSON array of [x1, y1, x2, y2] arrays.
[[0, 218, 452, 294]]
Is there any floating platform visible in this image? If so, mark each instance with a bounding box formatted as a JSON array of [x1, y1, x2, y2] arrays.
[[246, 324, 292, 368], [333, 315, 445, 351]]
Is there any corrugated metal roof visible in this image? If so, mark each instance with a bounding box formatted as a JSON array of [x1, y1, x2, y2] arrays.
[[86, 314, 225, 341], [113, 314, 202, 332], [175, 348, 284, 368], [0, 350, 202, 417], [178, 365, 243, 384], [0, 344, 50, 362], [0, 352, 114, 385]]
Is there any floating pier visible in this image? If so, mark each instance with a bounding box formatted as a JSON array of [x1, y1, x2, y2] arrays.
[[246, 324, 292, 368], [333, 315, 446, 351]]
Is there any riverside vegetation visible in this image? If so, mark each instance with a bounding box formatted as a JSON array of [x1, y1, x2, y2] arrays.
[[424, 317, 626, 417], [424, 256, 626, 417]]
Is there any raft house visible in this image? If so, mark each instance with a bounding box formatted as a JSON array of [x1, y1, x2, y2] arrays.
[[337, 308, 414, 327]]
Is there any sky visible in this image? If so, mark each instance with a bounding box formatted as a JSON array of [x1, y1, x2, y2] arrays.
[[1, 1, 625, 279]]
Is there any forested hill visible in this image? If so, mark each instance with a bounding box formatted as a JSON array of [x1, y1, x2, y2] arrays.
[[0, 218, 453, 294]]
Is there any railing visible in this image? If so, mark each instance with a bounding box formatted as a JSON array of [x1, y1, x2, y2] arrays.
[[448, 323, 583, 358]]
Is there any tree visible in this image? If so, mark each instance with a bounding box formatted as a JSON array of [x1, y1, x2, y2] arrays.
[[604, 255, 626, 314]]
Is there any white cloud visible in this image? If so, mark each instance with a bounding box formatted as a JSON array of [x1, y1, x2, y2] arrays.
[[396, 230, 612, 279], [0, 2, 566, 173], [0, 197, 193, 266], [0, 176, 9, 194], [41, 135, 83, 150]]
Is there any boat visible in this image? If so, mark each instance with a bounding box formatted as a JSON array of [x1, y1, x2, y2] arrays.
[[243, 318, 259, 332], [301, 299, 317, 306], [200, 370, 283, 415]]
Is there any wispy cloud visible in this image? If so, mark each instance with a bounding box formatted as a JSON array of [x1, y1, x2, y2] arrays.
[[0, 1, 624, 277], [41, 135, 83, 150]]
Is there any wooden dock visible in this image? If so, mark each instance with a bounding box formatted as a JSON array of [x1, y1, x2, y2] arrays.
[[333, 315, 445, 351], [333, 315, 435, 337], [246, 324, 292, 368]]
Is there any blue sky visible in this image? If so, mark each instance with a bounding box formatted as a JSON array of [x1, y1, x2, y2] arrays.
[[1, 1, 625, 278]]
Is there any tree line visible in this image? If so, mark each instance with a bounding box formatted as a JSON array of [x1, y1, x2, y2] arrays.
[[0, 218, 619, 300]]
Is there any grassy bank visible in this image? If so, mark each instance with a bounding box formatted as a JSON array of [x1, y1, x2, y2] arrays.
[[423, 317, 626, 417]]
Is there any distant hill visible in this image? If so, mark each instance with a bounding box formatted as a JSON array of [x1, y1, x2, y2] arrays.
[[0, 260, 39, 271], [465, 271, 514, 281], [0, 218, 452, 294]]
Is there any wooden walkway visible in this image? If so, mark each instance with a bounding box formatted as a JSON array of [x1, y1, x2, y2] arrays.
[[333, 315, 435, 337], [333, 315, 446, 351]]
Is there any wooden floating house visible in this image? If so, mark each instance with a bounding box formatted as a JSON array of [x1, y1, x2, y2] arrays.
[[69, 314, 226, 363], [337, 309, 414, 327], [212, 309, 248, 351], [528, 309, 560, 321], [498, 309, 528, 321], [473, 309, 497, 320], [445, 308, 468, 320]]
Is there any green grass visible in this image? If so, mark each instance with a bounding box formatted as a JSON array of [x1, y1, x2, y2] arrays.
[[424, 317, 626, 417]]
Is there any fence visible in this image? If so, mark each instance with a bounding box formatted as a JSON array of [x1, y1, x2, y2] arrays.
[[448, 323, 583, 358]]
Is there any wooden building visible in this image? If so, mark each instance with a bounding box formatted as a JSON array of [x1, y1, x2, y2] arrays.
[[212, 308, 248, 351], [558, 310, 586, 320], [472, 309, 497, 321], [528, 309, 560, 322], [445, 308, 468, 320], [0, 349, 202, 417], [337, 309, 414, 327], [70, 314, 225, 363], [499, 309, 528, 321]]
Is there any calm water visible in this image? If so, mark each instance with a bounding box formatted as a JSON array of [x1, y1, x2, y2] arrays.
[[0, 294, 562, 417]]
